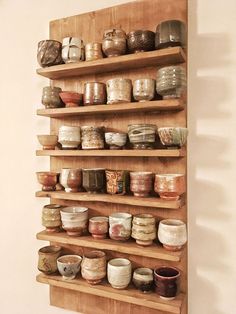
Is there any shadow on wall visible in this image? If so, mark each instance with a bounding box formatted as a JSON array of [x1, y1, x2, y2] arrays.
[[188, 1, 231, 314]]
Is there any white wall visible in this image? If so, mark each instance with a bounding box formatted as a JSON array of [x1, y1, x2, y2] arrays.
[[0, 1, 235, 313]]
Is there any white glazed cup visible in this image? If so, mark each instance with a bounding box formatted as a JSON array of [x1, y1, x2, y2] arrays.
[[60, 207, 88, 236], [58, 126, 81, 149], [107, 258, 132, 289]]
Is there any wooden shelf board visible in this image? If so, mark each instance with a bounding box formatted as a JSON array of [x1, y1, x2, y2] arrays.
[[36, 273, 184, 314], [37, 230, 183, 262], [36, 99, 184, 118], [36, 47, 186, 80], [35, 191, 184, 209]]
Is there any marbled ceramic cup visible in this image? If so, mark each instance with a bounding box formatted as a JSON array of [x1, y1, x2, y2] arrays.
[[38, 245, 62, 274], [154, 174, 186, 200], [60, 206, 88, 236], [133, 79, 155, 102], [133, 268, 154, 293], [81, 250, 106, 284], [128, 124, 157, 149], [158, 127, 188, 148], [107, 258, 132, 289], [131, 214, 156, 246], [57, 255, 82, 280], [109, 212, 132, 241], [58, 126, 81, 149], [37, 40, 63, 67], [105, 132, 127, 150], [89, 216, 109, 239], [130, 171, 153, 197], [154, 266, 180, 300], [42, 204, 63, 232], [37, 171, 58, 191]]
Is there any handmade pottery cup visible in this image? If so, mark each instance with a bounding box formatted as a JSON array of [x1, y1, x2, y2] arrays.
[[130, 172, 153, 197], [59, 92, 83, 108], [128, 124, 157, 149], [127, 30, 155, 53], [109, 212, 132, 241], [154, 174, 186, 200], [57, 255, 82, 280], [62, 37, 85, 63], [83, 82, 106, 106], [105, 132, 127, 150], [60, 206, 89, 236], [106, 78, 132, 104], [67, 168, 82, 192], [37, 40, 63, 67], [81, 126, 104, 149], [59, 168, 70, 192], [85, 42, 103, 61], [154, 266, 180, 300], [133, 79, 155, 102], [158, 219, 187, 251], [58, 126, 81, 149], [131, 214, 156, 246], [37, 135, 58, 150], [41, 86, 63, 109], [42, 204, 63, 232], [82, 168, 106, 193], [107, 258, 132, 289], [155, 20, 186, 50], [81, 250, 106, 284], [89, 216, 109, 239], [132, 268, 154, 293], [102, 28, 127, 57], [38, 245, 62, 274], [105, 169, 128, 195], [37, 171, 58, 191], [158, 127, 188, 148]]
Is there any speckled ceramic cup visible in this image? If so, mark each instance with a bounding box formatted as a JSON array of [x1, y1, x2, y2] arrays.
[[154, 174, 186, 200], [81, 250, 106, 284], [102, 29, 127, 57], [133, 78, 155, 102], [127, 30, 155, 53]]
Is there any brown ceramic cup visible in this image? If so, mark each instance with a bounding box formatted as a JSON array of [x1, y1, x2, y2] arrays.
[[127, 30, 155, 53], [82, 168, 106, 193], [89, 216, 109, 239], [154, 174, 186, 200], [81, 250, 106, 284], [38, 245, 62, 275], [67, 169, 82, 192], [154, 266, 180, 300], [83, 82, 106, 105], [37, 40, 63, 67], [130, 172, 153, 197], [36, 171, 58, 191]]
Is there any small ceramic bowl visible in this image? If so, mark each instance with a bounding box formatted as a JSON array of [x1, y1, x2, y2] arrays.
[[60, 206, 89, 236], [127, 30, 155, 53], [37, 135, 58, 150], [130, 171, 153, 197], [36, 171, 58, 191], [38, 245, 62, 274], [107, 258, 132, 289], [81, 250, 106, 284], [57, 255, 82, 280], [58, 126, 81, 150], [158, 127, 188, 148], [105, 132, 127, 150], [154, 174, 186, 200], [89, 216, 109, 239], [109, 212, 132, 241], [59, 92, 83, 107], [128, 124, 157, 149], [133, 268, 154, 293], [42, 204, 63, 232]]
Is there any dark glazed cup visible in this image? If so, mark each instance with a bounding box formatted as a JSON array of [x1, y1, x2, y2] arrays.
[[37, 40, 63, 67], [154, 266, 180, 300], [82, 168, 106, 193], [127, 30, 155, 53], [83, 82, 106, 106]]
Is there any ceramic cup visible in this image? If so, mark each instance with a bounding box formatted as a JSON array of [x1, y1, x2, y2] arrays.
[[109, 212, 132, 241], [41, 86, 63, 109], [37, 135, 58, 150], [154, 266, 180, 300], [38, 245, 62, 275], [107, 258, 132, 289], [83, 82, 106, 106], [130, 171, 153, 197], [102, 28, 127, 58], [82, 168, 106, 193], [59, 92, 83, 108], [37, 40, 63, 67], [132, 268, 154, 293], [85, 42, 103, 61], [105, 132, 127, 150], [60, 168, 82, 193], [58, 126, 81, 149], [36, 171, 58, 191], [105, 169, 129, 195], [154, 174, 186, 200], [106, 78, 132, 104], [81, 250, 106, 284], [59, 168, 70, 192], [158, 127, 188, 148], [133, 79, 155, 102], [57, 255, 82, 280], [42, 204, 63, 233], [81, 126, 104, 150], [127, 30, 155, 53], [89, 216, 109, 239], [62, 37, 85, 63], [131, 214, 156, 246], [60, 206, 89, 236], [128, 124, 157, 149], [158, 219, 187, 251]]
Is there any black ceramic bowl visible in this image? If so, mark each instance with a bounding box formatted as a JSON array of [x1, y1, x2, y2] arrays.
[[127, 30, 155, 53]]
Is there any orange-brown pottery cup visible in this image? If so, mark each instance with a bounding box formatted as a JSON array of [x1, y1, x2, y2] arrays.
[[154, 174, 185, 200], [81, 250, 106, 284], [89, 216, 109, 239], [130, 172, 153, 197], [59, 92, 83, 107], [36, 171, 58, 191]]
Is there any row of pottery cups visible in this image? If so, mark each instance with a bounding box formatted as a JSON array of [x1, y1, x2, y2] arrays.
[[42, 204, 187, 250], [41, 66, 186, 109], [38, 246, 181, 299], [36, 169, 186, 200], [37, 125, 188, 150], [37, 20, 186, 67]]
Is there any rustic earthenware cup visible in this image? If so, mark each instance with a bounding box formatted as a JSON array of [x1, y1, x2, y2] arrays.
[[107, 258, 132, 289], [37, 40, 63, 67], [109, 212, 132, 241], [127, 30, 155, 53], [81, 126, 104, 150], [128, 124, 157, 149], [58, 126, 81, 149], [154, 266, 180, 300], [154, 174, 186, 200], [106, 78, 132, 104], [57, 255, 82, 280], [59, 92, 83, 108], [158, 127, 188, 148], [131, 214, 156, 246], [59, 168, 71, 192], [42, 204, 63, 232], [130, 172, 153, 197], [82, 168, 106, 193], [81, 250, 106, 284], [85, 42, 103, 61], [67, 168, 82, 192], [105, 169, 129, 195], [60, 206, 89, 236], [102, 28, 127, 57], [133, 268, 154, 293], [37, 135, 58, 150], [89, 216, 109, 239], [37, 171, 58, 191], [62, 37, 85, 63], [133, 79, 155, 102], [155, 20, 186, 50], [158, 219, 187, 251], [38, 245, 62, 274], [83, 82, 106, 106], [42, 86, 63, 109], [105, 132, 127, 150]]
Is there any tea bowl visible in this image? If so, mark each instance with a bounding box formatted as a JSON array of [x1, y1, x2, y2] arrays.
[[89, 216, 109, 239], [38, 245, 62, 275], [158, 219, 187, 251], [133, 78, 155, 102], [131, 214, 156, 246], [59, 92, 83, 108], [83, 82, 106, 106], [81, 250, 106, 284], [57, 255, 82, 280], [133, 268, 154, 293], [107, 258, 132, 289], [37, 39, 63, 67], [154, 266, 180, 300], [105, 132, 127, 150], [42, 204, 63, 232], [82, 168, 106, 193], [60, 168, 82, 192], [109, 212, 132, 241], [127, 30, 155, 53], [154, 174, 186, 200], [58, 126, 81, 149], [60, 206, 88, 236], [106, 78, 132, 104], [105, 169, 129, 195], [130, 171, 153, 197], [102, 28, 127, 58], [158, 127, 188, 148], [37, 135, 58, 150], [36, 171, 58, 191], [128, 124, 157, 149]]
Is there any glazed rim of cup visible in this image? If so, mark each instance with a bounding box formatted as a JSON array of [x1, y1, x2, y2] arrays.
[[37, 134, 58, 138], [89, 216, 109, 222], [57, 255, 82, 264], [128, 124, 156, 128], [105, 132, 127, 136], [130, 171, 153, 175], [158, 19, 185, 25], [109, 212, 132, 219], [158, 127, 187, 131], [133, 78, 155, 83], [160, 219, 185, 227], [134, 267, 153, 276], [155, 174, 184, 178], [37, 171, 57, 176], [108, 258, 131, 267], [134, 213, 154, 219], [82, 168, 105, 171], [39, 39, 61, 44], [83, 250, 105, 259], [60, 207, 88, 214], [106, 78, 132, 83], [154, 266, 180, 279], [39, 245, 61, 254], [44, 204, 64, 209]]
